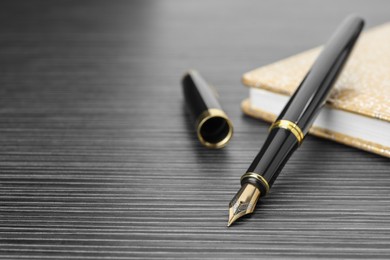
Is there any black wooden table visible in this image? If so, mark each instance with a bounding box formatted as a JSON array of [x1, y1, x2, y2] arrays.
[[1, 0, 389, 259]]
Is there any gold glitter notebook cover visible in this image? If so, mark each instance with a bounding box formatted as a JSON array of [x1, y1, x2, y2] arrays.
[[241, 22, 390, 157]]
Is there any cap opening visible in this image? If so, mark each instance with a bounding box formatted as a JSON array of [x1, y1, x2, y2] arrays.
[[197, 115, 233, 149]]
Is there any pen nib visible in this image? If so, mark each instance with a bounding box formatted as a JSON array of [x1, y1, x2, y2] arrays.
[[227, 183, 261, 227]]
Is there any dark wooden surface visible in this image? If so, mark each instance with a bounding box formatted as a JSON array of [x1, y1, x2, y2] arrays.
[[0, 0, 389, 259]]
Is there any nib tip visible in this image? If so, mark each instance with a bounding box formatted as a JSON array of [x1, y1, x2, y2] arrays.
[[227, 218, 234, 227], [227, 183, 261, 227]]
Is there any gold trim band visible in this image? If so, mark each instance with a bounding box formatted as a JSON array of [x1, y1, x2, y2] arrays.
[[196, 108, 233, 149], [269, 120, 304, 144], [241, 172, 270, 195]]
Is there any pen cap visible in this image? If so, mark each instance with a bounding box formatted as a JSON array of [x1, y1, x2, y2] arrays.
[[182, 70, 233, 149]]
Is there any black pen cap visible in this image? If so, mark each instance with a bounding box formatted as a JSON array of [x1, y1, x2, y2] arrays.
[[182, 70, 233, 149]]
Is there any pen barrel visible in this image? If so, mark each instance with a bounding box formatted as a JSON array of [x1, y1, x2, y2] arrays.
[[277, 15, 364, 134], [243, 128, 298, 194], [242, 15, 364, 195]]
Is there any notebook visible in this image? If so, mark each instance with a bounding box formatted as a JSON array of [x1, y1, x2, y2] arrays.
[[241, 22, 390, 158]]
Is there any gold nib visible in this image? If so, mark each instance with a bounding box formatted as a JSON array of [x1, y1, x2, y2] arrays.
[[227, 183, 261, 227]]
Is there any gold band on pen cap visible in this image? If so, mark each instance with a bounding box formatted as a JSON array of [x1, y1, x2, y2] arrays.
[[196, 108, 233, 149], [182, 70, 234, 149]]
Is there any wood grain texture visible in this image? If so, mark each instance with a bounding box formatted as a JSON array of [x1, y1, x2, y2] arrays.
[[0, 0, 389, 259]]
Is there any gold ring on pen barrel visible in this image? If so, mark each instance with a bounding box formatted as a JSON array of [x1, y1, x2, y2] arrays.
[[269, 120, 304, 144], [241, 172, 270, 195]]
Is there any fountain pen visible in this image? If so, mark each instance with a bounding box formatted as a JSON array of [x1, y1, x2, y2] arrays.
[[228, 15, 364, 226]]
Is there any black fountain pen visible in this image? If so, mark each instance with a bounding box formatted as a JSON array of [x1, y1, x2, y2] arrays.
[[228, 15, 364, 226]]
